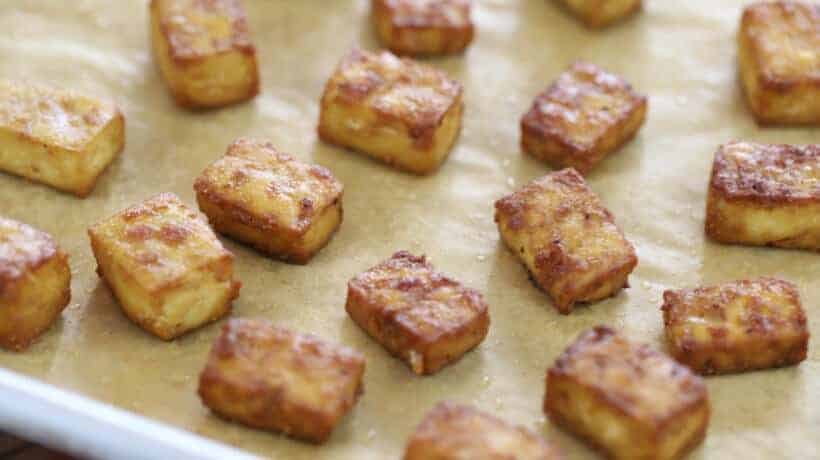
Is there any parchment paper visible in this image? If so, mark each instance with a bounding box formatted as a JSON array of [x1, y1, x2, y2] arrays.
[[0, 1, 817, 458]]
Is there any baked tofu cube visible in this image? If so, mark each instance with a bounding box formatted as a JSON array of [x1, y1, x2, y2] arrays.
[[662, 278, 809, 375], [345, 251, 489, 375], [88, 193, 240, 340], [318, 49, 464, 174], [150, 0, 260, 109], [556, 0, 642, 28], [494, 168, 637, 313], [194, 139, 344, 264], [404, 402, 565, 460], [0, 81, 124, 197], [0, 217, 70, 351], [705, 141, 820, 250], [521, 62, 647, 174], [372, 0, 474, 56], [738, 1, 820, 125], [198, 319, 365, 443], [545, 326, 710, 460]]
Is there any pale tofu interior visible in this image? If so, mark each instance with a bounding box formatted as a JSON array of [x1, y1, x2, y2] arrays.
[[711, 196, 820, 248]]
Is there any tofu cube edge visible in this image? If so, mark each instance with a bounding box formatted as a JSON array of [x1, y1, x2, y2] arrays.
[[198, 318, 365, 443], [372, 0, 475, 56]]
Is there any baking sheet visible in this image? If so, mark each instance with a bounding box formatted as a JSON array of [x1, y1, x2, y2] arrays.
[[0, 0, 817, 458]]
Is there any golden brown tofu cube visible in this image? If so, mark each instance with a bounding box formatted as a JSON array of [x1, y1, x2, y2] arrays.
[[0, 81, 124, 197], [662, 278, 809, 375], [318, 48, 464, 174], [545, 326, 710, 460], [198, 319, 365, 443], [494, 168, 637, 313], [194, 139, 344, 264], [556, 0, 642, 28], [738, 1, 820, 125], [705, 141, 820, 250], [88, 193, 240, 340], [346, 251, 489, 375], [372, 0, 474, 56], [404, 402, 565, 460], [521, 62, 647, 174], [150, 0, 260, 109], [0, 217, 70, 351]]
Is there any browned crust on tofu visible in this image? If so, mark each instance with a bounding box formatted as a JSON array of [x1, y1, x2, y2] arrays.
[[545, 326, 709, 460], [198, 319, 365, 443], [0, 217, 62, 297], [151, 0, 256, 63], [662, 278, 809, 375], [372, 0, 474, 56], [521, 62, 647, 174], [494, 169, 637, 313], [404, 402, 565, 460], [318, 48, 463, 152], [555, 0, 643, 28], [346, 251, 490, 375], [738, 2, 820, 125], [194, 138, 344, 263], [705, 141, 820, 249], [0, 217, 70, 350], [707, 141, 820, 205]]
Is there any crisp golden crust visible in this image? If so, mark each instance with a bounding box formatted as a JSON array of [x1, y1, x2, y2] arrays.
[[372, 0, 474, 56], [198, 319, 365, 443], [194, 138, 343, 263], [404, 402, 564, 460], [739, 1, 820, 125], [318, 48, 463, 173], [150, 0, 260, 108], [521, 62, 647, 174], [495, 169, 637, 313], [346, 251, 489, 375], [0, 217, 60, 295], [545, 326, 709, 460], [0, 81, 121, 152], [88, 193, 240, 339], [709, 141, 820, 204], [557, 0, 642, 28], [662, 278, 809, 375], [0, 81, 125, 197], [705, 141, 820, 249], [0, 217, 70, 351], [89, 193, 235, 293], [151, 0, 254, 60]]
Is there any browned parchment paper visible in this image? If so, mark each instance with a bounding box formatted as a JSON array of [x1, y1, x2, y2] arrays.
[[0, 1, 817, 458]]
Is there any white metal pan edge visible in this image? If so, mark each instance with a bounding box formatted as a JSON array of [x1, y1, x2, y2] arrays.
[[0, 367, 261, 460]]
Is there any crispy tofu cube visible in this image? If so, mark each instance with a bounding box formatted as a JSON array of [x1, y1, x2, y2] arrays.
[[150, 0, 260, 109], [705, 141, 820, 250], [738, 1, 820, 125], [0, 81, 124, 197], [494, 168, 637, 313], [88, 193, 240, 340], [545, 326, 710, 460], [372, 0, 474, 56], [662, 278, 809, 375], [521, 62, 647, 174], [0, 217, 70, 351], [404, 402, 565, 460], [318, 49, 464, 174], [556, 0, 642, 28], [345, 251, 489, 375], [198, 319, 365, 443], [194, 139, 344, 264]]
